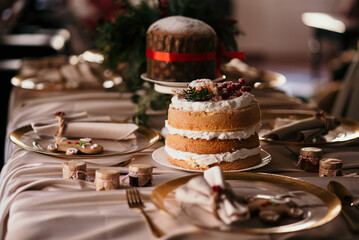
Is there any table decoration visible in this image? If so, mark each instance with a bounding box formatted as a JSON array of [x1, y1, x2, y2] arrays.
[[32, 111, 138, 140], [151, 172, 342, 234], [95, 168, 121, 191], [62, 160, 88, 180], [297, 147, 323, 172], [259, 110, 359, 146], [175, 166, 250, 225], [10, 123, 161, 159], [319, 158, 343, 177], [127, 164, 153, 187], [95, 0, 243, 125], [152, 146, 271, 173], [263, 111, 341, 142], [10, 51, 123, 91]]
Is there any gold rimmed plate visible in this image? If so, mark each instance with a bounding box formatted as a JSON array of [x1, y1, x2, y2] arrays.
[[259, 109, 359, 146], [151, 172, 341, 234], [10, 124, 161, 159], [223, 59, 287, 89]]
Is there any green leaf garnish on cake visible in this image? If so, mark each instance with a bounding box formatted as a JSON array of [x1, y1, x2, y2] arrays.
[[183, 87, 214, 101]]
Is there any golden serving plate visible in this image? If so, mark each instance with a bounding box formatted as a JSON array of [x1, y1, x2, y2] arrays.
[[151, 172, 341, 234], [260, 109, 359, 146], [10, 124, 161, 159]]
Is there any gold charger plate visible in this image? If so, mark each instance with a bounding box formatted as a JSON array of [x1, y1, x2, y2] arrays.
[[151, 172, 341, 234], [260, 109, 359, 146], [10, 124, 161, 159], [223, 59, 286, 89]]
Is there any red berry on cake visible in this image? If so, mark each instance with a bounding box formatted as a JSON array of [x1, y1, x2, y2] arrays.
[[239, 78, 245, 85], [222, 91, 230, 99]]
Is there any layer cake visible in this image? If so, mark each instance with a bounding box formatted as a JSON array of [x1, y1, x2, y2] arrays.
[[165, 79, 262, 171]]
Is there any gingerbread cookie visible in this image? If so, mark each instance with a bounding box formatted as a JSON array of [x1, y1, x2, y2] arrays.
[[47, 137, 103, 155], [244, 196, 304, 224]]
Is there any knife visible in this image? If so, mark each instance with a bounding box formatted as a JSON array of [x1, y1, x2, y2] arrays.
[[327, 181, 359, 233]]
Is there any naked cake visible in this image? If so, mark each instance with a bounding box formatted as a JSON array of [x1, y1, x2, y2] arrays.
[[165, 79, 262, 171]]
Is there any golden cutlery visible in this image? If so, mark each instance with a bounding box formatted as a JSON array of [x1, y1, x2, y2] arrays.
[[328, 181, 359, 233], [126, 187, 165, 238], [112, 157, 134, 167]]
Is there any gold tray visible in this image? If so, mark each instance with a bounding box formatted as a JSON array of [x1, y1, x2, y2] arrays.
[[10, 124, 161, 159], [260, 109, 359, 146], [151, 172, 341, 234]]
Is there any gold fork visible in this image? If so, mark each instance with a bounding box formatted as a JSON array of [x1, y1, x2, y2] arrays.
[[112, 157, 134, 167], [126, 187, 165, 238]]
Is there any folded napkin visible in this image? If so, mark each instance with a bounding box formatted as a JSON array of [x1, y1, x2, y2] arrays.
[[263, 115, 341, 142], [175, 166, 249, 225], [31, 112, 138, 140]]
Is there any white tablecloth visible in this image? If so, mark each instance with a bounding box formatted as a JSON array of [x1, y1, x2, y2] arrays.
[[1, 87, 359, 240]]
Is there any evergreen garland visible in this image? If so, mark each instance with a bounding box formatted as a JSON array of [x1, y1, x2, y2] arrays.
[[95, 0, 242, 125]]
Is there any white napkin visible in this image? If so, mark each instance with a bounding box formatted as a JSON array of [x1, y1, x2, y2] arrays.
[[175, 166, 249, 225], [31, 112, 139, 140], [263, 116, 340, 142]]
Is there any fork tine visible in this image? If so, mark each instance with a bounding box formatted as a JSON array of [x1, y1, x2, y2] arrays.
[[126, 188, 130, 206], [126, 188, 133, 207], [133, 188, 143, 205], [125, 187, 165, 237]]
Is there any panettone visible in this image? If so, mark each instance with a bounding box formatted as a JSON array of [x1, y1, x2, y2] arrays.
[[146, 16, 217, 82]]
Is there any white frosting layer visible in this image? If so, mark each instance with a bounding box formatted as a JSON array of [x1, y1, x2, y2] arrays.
[[166, 121, 261, 140], [170, 92, 255, 112], [165, 145, 261, 166]]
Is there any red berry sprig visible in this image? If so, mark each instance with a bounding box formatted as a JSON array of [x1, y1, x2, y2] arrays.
[[55, 111, 65, 117], [212, 185, 222, 193], [216, 79, 251, 99]]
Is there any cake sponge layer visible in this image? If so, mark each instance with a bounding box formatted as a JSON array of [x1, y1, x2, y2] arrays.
[[166, 133, 260, 154], [168, 100, 261, 131]]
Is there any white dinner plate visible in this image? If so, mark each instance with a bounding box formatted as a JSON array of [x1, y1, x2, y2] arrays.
[[141, 73, 226, 88], [152, 146, 271, 172]]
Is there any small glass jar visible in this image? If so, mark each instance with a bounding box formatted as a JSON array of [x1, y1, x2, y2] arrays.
[[128, 164, 153, 187], [62, 160, 87, 180], [319, 158, 343, 177], [95, 168, 121, 191], [298, 147, 322, 172]]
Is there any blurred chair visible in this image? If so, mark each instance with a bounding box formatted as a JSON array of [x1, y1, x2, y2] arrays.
[[302, 11, 359, 79], [331, 50, 359, 121]]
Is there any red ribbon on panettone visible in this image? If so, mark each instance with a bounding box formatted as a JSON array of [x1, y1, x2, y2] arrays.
[[216, 46, 246, 74], [146, 46, 246, 75], [146, 49, 216, 62]]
